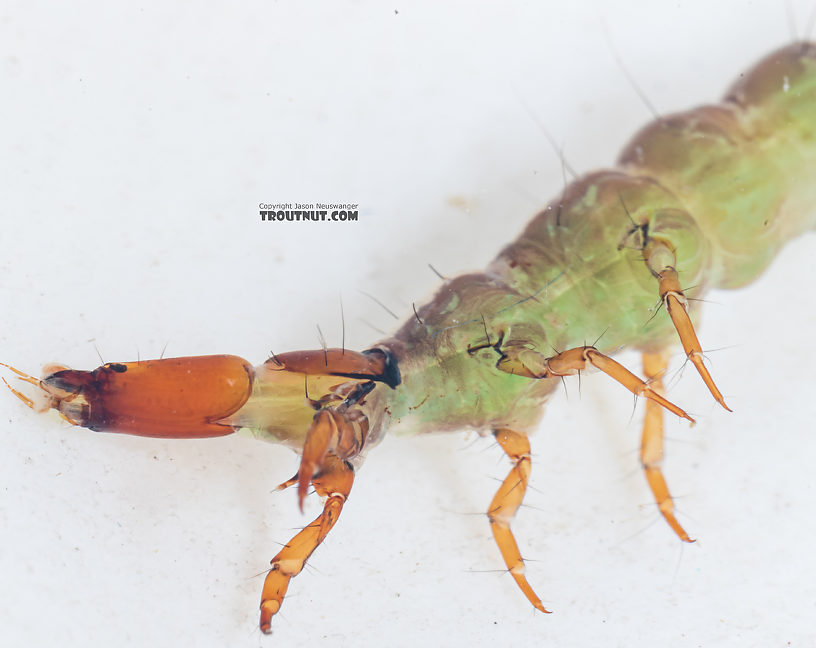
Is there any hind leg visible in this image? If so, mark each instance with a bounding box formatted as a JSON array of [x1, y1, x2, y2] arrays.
[[640, 351, 694, 542]]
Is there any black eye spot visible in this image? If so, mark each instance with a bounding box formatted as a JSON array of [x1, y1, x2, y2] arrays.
[[107, 363, 128, 373]]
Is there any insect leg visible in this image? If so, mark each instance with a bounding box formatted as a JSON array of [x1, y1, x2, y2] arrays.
[[259, 453, 354, 634], [641, 351, 693, 542], [488, 428, 550, 614], [644, 241, 731, 411], [496, 345, 694, 424], [258, 380, 371, 631], [494, 345, 695, 540], [295, 387, 371, 511], [581, 349, 695, 423]]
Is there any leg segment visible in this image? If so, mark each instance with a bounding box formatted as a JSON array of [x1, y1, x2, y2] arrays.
[[641, 351, 694, 542], [255, 372, 373, 631], [490, 342, 696, 542], [643, 241, 731, 411], [496, 345, 694, 424], [259, 453, 354, 634], [488, 428, 550, 613], [296, 399, 370, 511]]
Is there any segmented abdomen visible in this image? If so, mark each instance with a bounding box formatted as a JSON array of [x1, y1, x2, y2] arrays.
[[490, 42, 816, 346], [382, 42, 816, 437]]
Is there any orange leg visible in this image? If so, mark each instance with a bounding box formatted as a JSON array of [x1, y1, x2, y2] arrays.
[[488, 428, 550, 613], [643, 241, 731, 411], [641, 351, 693, 542], [496, 344, 695, 424], [259, 453, 354, 634], [296, 404, 369, 511], [492, 344, 696, 543]]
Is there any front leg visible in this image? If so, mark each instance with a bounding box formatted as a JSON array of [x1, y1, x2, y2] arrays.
[[488, 428, 551, 613], [260, 453, 354, 634]]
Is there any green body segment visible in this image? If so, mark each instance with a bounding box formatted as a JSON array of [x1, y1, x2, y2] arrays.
[[235, 43, 816, 450], [372, 42, 816, 440], [619, 44, 816, 289]]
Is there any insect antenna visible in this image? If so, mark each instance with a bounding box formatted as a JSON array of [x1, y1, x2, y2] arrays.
[[412, 303, 423, 325], [1, 374, 36, 409]]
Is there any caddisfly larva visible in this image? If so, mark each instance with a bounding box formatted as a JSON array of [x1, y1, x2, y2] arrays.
[[3, 2, 816, 646]]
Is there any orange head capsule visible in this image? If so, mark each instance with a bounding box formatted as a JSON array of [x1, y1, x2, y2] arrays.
[[3, 348, 400, 444], [5, 356, 255, 439]]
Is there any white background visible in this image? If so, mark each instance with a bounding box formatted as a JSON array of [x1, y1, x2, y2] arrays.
[[1, 1, 815, 646]]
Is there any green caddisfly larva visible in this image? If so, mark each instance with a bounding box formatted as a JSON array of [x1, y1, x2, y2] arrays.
[[3, 3, 815, 646]]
